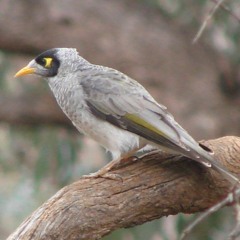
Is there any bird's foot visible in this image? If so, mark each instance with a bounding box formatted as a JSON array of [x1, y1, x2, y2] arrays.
[[82, 158, 124, 181], [82, 156, 138, 181], [138, 149, 161, 159]]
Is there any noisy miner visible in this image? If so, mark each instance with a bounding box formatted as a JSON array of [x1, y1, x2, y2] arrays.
[[15, 48, 238, 183]]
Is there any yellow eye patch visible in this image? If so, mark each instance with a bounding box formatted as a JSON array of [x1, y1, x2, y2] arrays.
[[43, 57, 53, 68]]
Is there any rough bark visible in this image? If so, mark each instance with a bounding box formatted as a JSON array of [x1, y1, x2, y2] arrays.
[[7, 136, 240, 240]]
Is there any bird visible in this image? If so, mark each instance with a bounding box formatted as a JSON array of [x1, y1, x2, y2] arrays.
[[15, 48, 239, 183]]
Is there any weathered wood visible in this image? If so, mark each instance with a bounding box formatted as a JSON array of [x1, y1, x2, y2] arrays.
[[7, 136, 240, 240]]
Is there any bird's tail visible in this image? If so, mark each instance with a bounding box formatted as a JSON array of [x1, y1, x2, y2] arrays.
[[210, 161, 239, 186], [186, 143, 239, 186]]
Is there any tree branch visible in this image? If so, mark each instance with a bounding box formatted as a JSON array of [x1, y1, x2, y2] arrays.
[[7, 136, 240, 240]]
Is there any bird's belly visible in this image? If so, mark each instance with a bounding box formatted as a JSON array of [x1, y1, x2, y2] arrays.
[[64, 105, 144, 159]]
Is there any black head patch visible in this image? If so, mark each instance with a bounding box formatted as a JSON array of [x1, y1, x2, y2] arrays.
[[35, 49, 60, 77]]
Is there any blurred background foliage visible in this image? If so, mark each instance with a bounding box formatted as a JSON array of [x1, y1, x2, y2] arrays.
[[147, 0, 240, 59], [0, 0, 240, 239]]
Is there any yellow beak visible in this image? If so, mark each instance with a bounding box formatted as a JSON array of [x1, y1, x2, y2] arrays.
[[14, 66, 36, 77]]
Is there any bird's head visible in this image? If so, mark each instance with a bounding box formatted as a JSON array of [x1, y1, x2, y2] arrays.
[[15, 48, 81, 79]]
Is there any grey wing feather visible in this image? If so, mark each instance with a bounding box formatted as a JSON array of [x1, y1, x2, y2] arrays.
[[81, 69, 183, 141], [76, 67, 239, 185], [79, 68, 213, 164]]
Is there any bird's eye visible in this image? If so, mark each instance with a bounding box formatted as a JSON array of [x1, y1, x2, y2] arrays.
[[42, 57, 53, 68]]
